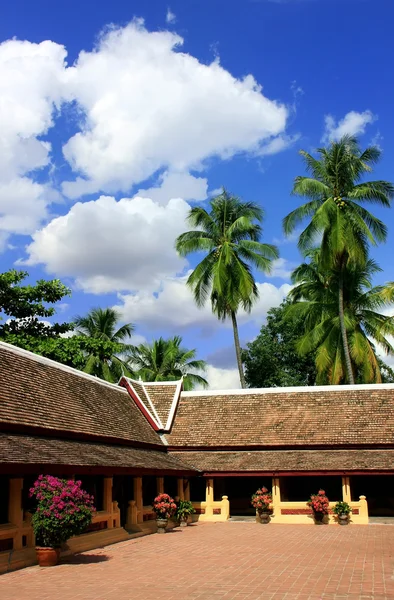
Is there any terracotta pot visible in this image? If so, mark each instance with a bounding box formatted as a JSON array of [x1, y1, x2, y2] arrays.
[[156, 518, 168, 533], [36, 547, 60, 567], [338, 513, 350, 525], [256, 511, 271, 524]]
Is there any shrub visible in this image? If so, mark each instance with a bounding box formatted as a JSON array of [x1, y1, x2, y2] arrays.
[[251, 487, 272, 513], [152, 493, 177, 519], [176, 500, 195, 521], [333, 501, 352, 515], [307, 489, 330, 515], [29, 475, 95, 548]]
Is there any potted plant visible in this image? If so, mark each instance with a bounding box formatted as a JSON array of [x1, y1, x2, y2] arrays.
[[251, 487, 272, 524], [333, 501, 352, 525], [152, 493, 177, 533], [29, 475, 95, 567], [307, 489, 330, 524], [176, 500, 195, 527]]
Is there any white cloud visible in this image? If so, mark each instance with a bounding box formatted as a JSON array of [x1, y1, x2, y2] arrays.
[[0, 38, 67, 245], [23, 195, 189, 293], [266, 258, 293, 280], [322, 110, 376, 143], [257, 133, 300, 156], [135, 170, 208, 205], [116, 275, 291, 332], [61, 20, 288, 198], [166, 8, 176, 24], [204, 365, 241, 390]]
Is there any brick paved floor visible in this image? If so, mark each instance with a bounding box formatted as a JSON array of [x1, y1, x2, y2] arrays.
[[2, 523, 394, 600]]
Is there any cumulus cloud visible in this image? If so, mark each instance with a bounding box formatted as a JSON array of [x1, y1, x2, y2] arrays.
[[322, 110, 376, 143], [23, 195, 189, 293], [204, 365, 241, 390], [0, 38, 67, 244], [135, 171, 208, 205], [116, 275, 291, 332], [266, 258, 294, 280], [61, 20, 288, 198]]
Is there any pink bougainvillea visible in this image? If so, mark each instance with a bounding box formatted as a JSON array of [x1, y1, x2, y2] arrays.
[[251, 486, 272, 513], [307, 489, 330, 515], [29, 475, 95, 547], [152, 493, 177, 519]]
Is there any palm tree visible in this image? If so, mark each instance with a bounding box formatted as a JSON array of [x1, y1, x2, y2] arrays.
[[283, 136, 394, 383], [74, 307, 134, 382], [287, 253, 394, 384], [175, 189, 278, 388], [127, 336, 208, 391]]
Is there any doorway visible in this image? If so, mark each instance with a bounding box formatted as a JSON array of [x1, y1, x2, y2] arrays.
[[214, 477, 272, 515]]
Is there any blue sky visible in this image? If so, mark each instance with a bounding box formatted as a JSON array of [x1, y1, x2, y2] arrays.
[[0, 0, 393, 387]]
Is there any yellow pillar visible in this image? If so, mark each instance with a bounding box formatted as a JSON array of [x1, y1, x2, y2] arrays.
[[177, 478, 185, 500], [157, 477, 164, 495], [205, 478, 214, 517], [342, 476, 351, 503], [134, 477, 143, 524], [183, 479, 190, 501], [8, 478, 23, 550], [103, 477, 113, 528], [272, 477, 281, 514], [358, 495, 369, 524], [220, 495, 230, 520]]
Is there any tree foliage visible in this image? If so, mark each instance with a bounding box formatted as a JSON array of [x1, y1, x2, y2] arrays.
[[176, 189, 278, 387], [242, 301, 317, 388], [127, 335, 208, 391]]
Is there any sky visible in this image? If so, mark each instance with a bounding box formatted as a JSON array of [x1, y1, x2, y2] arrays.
[[0, 0, 393, 388]]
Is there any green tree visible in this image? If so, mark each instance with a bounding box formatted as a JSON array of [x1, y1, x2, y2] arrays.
[[74, 307, 134, 382], [283, 136, 394, 383], [0, 270, 127, 377], [176, 189, 278, 388], [0, 269, 72, 337], [242, 300, 317, 388], [127, 336, 208, 391], [287, 254, 394, 384]]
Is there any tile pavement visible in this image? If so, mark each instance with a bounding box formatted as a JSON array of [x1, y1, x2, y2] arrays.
[[1, 523, 394, 600]]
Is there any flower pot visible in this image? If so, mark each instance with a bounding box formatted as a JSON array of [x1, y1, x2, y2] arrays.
[[36, 547, 60, 567], [313, 511, 325, 524], [256, 511, 271, 524], [179, 516, 191, 527], [156, 518, 168, 533], [338, 513, 349, 525]]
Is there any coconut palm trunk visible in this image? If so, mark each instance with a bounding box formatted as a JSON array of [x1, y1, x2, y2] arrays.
[[338, 271, 354, 384], [231, 310, 246, 388]]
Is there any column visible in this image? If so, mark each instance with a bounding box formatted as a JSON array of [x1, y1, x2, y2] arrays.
[[177, 478, 185, 500], [342, 476, 351, 502], [183, 479, 190, 501], [156, 477, 164, 495], [359, 495, 369, 524], [272, 477, 281, 514], [205, 478, 214, 517], [134, 477, 143, 524], [103, 477, 113, 528], [8, 478, 23, 550]]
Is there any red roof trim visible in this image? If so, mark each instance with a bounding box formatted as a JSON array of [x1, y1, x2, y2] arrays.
[[119, 377, 160, 431], [202, 470, 394, 477]]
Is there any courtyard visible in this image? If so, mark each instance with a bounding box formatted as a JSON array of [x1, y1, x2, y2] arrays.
[[1, 522, 394, 600]]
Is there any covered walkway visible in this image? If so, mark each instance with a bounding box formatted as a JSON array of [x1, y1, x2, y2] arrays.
[[2, 522, 394, 600]]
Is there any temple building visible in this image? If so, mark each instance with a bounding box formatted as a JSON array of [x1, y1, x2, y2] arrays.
[[1, 340, 394, 572]]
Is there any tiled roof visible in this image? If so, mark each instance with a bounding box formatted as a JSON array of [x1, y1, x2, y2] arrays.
[[0, 433, 196, 472], [170, 449, 394, 472], [120, 377, 181, 431], [166, 387, 394, 447], [0, 342, 162, 447]]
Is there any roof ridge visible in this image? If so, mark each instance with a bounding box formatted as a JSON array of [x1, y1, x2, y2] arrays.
[[0, 340, 128, 393], [181, 382, 394, 397]]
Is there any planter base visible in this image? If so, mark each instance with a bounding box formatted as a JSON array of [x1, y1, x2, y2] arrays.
[[256, 512, 271, 524], [36, 547, 60, 567], [156, 518, 168, 533], [338, 514, 350, 526], [313, 512, 326, 524]]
